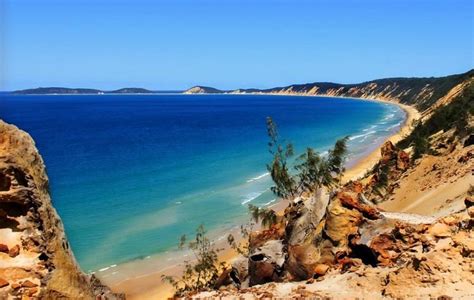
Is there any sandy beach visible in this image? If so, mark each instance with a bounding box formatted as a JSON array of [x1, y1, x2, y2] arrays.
[[99, 97, 421, 299]]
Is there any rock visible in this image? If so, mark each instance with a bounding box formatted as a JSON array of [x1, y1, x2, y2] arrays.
[[0, 278, 9, 288], [457, 151, 473, 163], [338, 192, 380, 220], [452, 231, 474, 252], [26, 287, 38, 296], [0, 244, 8, 253], [381, 141, 397, 163], [214, 268, 232, 289], [230, 255, 249, 287], [8, 245, 20, 258], [463, 134, 474, 147], [465, 197, 474, 208], [325, 198, 362, 248], [286, 242, 322, 280], [21, 280, 38, 288], [313, 264, 329, 276], [370, 234, 397, 261], [468, 207, 474, 218], [286, 189, 329, 246], [11, 283, 21, 289], [428, 223, 451, 238], [397, 150, 410, 170], [248, 240, 285, 286]]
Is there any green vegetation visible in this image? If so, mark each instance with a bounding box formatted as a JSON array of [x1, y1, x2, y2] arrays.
[[397, 82, 473, 158], [372, 164, 389, 197], [248, 204, 278, 228], [266, 117, 297, 198], [162, 225, 224, 296], [266, 117, 349, 198]]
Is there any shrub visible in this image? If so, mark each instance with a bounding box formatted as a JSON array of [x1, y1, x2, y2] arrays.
[[162, 225, 224, 296]]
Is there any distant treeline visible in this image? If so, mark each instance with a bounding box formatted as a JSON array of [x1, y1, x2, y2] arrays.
[[13, 87, 156, 94]]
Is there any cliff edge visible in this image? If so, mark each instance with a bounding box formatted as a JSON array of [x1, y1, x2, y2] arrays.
[[0, 120, 123, 299]]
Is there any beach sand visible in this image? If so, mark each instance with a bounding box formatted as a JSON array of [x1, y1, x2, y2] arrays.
[[99, 98, 420, 300]]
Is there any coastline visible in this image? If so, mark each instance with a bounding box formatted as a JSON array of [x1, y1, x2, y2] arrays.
[[99, 95, 420, 299]]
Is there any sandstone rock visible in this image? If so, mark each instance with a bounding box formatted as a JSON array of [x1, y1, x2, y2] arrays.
[[286, 189, 329, 246], [248, 240, 285, 286], [0, 278, 9, 288], [338, 192, 380, 220], [381, 141, 397, 163], [230, 255, 249, 287], [465, 197, 474, 208], [214, 268, 232, 289], [21, 280, 38, 288], [26, 287, 38, 296], [313, 264, 329, 276], [8, 245, 20, 258], [464, 134, 474, 147], [325, 198, 362, 248], [397, 150, 410, 170], [370, 234, 396, 261], [0, 244, 8, 253], [468, 207, 474, 218], [286, 243, 322, 280], [0, 120, 123, 300], [11, 283, 20, 290], [428, 223, 451, 238]]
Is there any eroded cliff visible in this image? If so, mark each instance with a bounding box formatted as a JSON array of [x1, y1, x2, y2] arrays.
[[0, 120, 123, 299]]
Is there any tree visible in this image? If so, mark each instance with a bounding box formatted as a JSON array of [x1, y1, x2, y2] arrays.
[[162, 225, 224, 296], [248, 204, 278, 229], [266, 117, 297, 198], [294, 137, 349, 193], [266, 117, 348, 197]]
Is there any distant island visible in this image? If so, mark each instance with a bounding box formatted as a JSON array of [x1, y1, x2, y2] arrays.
[[13, 87, 155, 95]]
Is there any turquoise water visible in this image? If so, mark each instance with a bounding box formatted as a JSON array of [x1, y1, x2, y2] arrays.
[[0, 94, 405, 271]]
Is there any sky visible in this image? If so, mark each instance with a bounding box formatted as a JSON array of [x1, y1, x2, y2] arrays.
[[1, 0, 473, 91]]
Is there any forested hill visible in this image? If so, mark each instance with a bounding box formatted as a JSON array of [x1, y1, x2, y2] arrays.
[[13, 87, 154, 94], [184, 69, 474, 111]]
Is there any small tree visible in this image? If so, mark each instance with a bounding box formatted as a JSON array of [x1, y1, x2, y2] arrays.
[[162, 225, 224, 296], [266, 117, 297, 198], [294, 137, 349, 193], [248, 204, 278, 229], [412, 133, 430, 159]]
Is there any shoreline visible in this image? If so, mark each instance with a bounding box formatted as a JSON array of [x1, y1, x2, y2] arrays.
[[99, 95, 420, 299]]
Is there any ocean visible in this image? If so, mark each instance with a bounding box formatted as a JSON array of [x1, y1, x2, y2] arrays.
[[0, 93, 405, 272]]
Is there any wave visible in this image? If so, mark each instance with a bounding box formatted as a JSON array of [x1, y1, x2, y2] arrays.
[[98, 264, 117, 272], [246, 172, 270, 183], [382, 113, 396, 121], [241, 190, 266, 205], [263, 198, 276, 206], [349, 130, 377, 141], [385, 122, 403, 131]]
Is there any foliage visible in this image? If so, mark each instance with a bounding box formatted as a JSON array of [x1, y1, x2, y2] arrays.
[[162, 225, 224, 296], [266, 117, 349, 197], [372, 163, 389, 197], [248, 204, 278, 228], [397, 82, 473, 158], [266, 117, 297, 198]]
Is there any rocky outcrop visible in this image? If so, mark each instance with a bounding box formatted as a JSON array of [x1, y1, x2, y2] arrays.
[[0, 120, 123, 299], [192, 137, 472, 298], [195, 205, 473, 299]]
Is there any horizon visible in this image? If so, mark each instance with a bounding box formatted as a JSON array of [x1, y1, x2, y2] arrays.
[[4, 67, 474, 92], [2, 0, 473, 91]]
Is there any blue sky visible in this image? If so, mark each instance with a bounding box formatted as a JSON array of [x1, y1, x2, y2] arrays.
[[1, 0, 473, 90]]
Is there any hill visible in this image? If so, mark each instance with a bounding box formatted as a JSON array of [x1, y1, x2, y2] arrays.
[[13, 87, 154, 95], [185, 69, 473, 111]]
